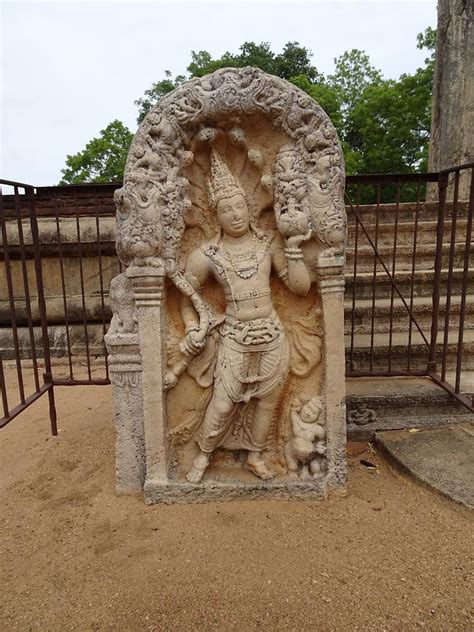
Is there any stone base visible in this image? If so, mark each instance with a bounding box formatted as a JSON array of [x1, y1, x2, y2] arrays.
[[375, 424, 474, 510], [143, 477, 337, 505], [346, 376, 474, 441]]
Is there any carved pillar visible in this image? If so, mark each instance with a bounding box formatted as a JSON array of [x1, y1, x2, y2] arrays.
[[126, 264, 168, 492], [317, 255, 347, 492], [104, 332, 144, 493]]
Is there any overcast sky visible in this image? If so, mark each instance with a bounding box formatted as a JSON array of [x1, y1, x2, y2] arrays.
[[1, 0, 437, 186]]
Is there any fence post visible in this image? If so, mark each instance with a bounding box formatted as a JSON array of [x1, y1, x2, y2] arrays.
[[428, 172, 448, 373], [27, 186, 57, 434]]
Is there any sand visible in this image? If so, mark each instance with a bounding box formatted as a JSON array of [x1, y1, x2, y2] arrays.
[[1, 376, 473, 631]]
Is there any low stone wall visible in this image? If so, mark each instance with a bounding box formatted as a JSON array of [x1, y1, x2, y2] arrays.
[[1, 185, 472, 368]]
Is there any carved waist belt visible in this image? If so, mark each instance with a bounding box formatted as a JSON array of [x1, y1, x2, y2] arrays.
[[224, 287, 271, 302], [221, 313, 282, 347]]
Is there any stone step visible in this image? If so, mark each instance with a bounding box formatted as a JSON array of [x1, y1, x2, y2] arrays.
[[346, 376, 474, 441], [345, 267, 473, 300], [343, 295, 474, 335], [345, 200, 470, 224], [347, 218, 470, 247], [1, 268, 472, 329], [1, 323, 472, 379], [346, 330, 474, 373], [346, 241, 471, 273]]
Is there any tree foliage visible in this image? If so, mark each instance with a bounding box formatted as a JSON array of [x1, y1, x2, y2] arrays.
[[59, 30, 435, 184], [59, 120, 134, 184]]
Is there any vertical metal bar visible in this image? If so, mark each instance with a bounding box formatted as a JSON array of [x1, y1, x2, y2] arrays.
[[26, 186, 57, 435], [75, 192, 92, 380], [349, 186, 360, 372], [407, 178, 421, 370], [0, 186, 25, 402], [388, 180, 400, 372], [44, 371, 57, 436], [13, 186, 40, 391], [369, 182, 381, 373], [429, 173, 448, 372], [455, 167, 474, 393], [53, 194, 74, 380], [95, 207, 109, 379], [441, 171, 460, 381], [0, 356, 9, 417]]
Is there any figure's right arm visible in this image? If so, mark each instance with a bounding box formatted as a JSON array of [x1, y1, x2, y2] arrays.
[[180, 247, 211, 331]]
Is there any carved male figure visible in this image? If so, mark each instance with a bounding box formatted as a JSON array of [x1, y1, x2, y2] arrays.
[[180, 150, 312, 483]]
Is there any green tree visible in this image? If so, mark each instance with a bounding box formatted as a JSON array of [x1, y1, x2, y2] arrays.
[[329, 49, 382, 117], [345, 27, 434, 175], [135, 70, 186, 124], [59, 31, 435, 184], [59, 120, 134, 184]]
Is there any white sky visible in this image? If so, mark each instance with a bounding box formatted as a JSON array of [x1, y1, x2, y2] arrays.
[[1, 0, 437, 186]]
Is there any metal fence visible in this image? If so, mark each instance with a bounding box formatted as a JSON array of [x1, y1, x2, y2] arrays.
[[0, 181, 57, 431], [428, 163, 474, 409], [1, 165, 473, 434]]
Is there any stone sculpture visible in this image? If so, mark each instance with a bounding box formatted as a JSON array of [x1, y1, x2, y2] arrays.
[[285, 396, 327, 479], [105, 67, 347, 503]]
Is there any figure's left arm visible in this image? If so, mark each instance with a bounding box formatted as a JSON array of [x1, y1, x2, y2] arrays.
[[271, 232, 311, 296]]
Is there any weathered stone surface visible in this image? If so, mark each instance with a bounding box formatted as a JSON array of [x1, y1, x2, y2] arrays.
[[106, 67, 347, 502], [346, 376, 474, 441], [429, 0, 474, 198], [376, 424, 474, 509]]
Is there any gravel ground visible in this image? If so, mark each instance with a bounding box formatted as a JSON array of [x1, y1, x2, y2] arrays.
[[1, 377, 473, 631]]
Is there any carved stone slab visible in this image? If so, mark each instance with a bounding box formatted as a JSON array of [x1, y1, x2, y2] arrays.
[[106, 67, 347, 503]]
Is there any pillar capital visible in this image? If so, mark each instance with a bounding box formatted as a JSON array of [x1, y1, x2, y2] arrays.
[[126, 264, 165, 305], [317, 254, 345, 294]]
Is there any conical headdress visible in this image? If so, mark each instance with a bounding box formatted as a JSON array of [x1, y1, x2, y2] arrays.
[[207, 149, 246, 209]]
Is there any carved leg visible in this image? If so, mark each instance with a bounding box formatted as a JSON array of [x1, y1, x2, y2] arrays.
[[186, 450, 211, 484], [284, 442, 300, 477], [186, 383, 235, 484], [245, 390, 281, 480]]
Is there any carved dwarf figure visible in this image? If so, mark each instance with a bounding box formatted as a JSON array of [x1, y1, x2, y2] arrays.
[[180, 150, 312, 484], [285, 396, 327, 479], [109, 273, 137, 334]]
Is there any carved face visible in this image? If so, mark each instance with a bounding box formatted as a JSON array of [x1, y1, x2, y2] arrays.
[[216, 193, 250, 237], [300, 399, 322, 424]]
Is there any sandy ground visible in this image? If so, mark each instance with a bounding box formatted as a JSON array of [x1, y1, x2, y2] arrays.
[[1, 376, 473, 632]]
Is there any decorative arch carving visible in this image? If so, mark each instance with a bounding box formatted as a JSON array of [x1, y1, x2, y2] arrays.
[[115, 67, 346, 270]]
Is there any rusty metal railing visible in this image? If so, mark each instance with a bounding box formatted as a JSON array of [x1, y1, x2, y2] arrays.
[[0, 180, 57, 432], [428, 163, 474, 409], [1, 168, 473, 435], [345, 172, 439, 377]]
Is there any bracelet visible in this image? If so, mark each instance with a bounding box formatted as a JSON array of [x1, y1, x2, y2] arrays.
[[185, 325, 200, 334], [284, 247, 304, 261]]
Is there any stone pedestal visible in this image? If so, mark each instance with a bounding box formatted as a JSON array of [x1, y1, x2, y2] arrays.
[[126, 265, 169, 494], [104, 332, 144, 493], [317, 255, 347, 491]]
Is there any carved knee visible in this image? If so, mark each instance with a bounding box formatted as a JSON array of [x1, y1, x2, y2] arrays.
[[213, 395, 234, 417]]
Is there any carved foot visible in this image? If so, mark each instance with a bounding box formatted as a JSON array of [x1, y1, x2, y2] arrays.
[[163, 370, 178, 391], [246, 453, 275, 480], [186, 451, 211, 485]]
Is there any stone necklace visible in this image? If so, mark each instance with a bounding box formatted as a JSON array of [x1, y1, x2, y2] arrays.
[[220, 235, 259, 279]]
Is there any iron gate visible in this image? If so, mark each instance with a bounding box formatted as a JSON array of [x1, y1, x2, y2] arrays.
[[1, 165, 473, 434]]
